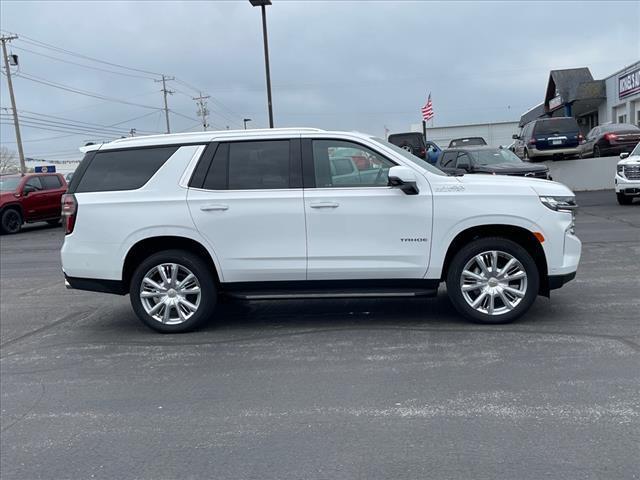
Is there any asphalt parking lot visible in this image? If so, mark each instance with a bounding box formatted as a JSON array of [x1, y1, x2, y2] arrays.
[[1, 190, 638, 480]]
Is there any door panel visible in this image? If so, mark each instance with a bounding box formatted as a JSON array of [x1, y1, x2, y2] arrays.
[[304, 187, 432, 279], [188, 189, 307, 282], [20, 177, 48, 220]]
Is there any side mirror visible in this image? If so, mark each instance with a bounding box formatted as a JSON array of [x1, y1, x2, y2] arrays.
[[620, 152, 629, 159], [512, 134, 520, 140], [388, 166, 419, 195], [23, 185, 36, 196]]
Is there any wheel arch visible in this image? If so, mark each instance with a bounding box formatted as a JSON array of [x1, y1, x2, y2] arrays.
[[440, 224, 549, 296], [122, 236, 221, 289], [1, 202, 25, 218]]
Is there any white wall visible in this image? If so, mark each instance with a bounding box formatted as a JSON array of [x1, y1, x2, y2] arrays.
[[409, 121, 519, 148]]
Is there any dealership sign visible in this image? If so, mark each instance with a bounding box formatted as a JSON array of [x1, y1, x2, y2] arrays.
[[619, 67, 640, 98]]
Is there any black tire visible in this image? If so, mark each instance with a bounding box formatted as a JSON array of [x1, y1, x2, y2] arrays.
[[129, 249, 217, 333], [617, 192, 633, 205], [594, 146, 601, 158], [1, 208, 22, 234], [47, 219, 61, 226], [446, 237, 540, 324]]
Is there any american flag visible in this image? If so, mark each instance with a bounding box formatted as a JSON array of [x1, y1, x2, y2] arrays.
[[421, 93, 434, 121]]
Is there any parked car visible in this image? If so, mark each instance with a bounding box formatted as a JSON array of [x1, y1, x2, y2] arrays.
[[448, 137, 487, 148], [0, 172, 68, 234], [387, 132, 441, 163], [513, 117, 583, 161], [61, 128, 580, 333], [436, 146, 550, 179], [615, 143, 640, 205], [579, 123, 640, 158]]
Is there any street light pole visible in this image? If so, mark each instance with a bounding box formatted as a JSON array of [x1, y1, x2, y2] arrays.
[[250, 0, 274, 128], [243, 118, 252, 130]]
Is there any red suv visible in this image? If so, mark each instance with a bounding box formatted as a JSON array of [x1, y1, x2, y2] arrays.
[[0, 173, 68, 234]]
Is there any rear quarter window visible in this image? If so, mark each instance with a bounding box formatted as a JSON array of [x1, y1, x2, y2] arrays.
[[74, 146, 178, 193]]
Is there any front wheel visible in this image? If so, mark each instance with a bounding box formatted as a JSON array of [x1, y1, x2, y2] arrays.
[[130, 250, 217, 333], [1, 209, 22, 234], [446, 238, 539, 324], [594, 146, 601, 158]]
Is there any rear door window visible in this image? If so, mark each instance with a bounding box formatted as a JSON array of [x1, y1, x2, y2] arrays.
[[74, 146, 178, 193], [41, 175, 63, 190], [198, 140, 294, 190]]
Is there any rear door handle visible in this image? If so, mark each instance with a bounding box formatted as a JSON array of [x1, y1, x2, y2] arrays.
[[310, 202, 339, 209], [200, 204, 229, 211]]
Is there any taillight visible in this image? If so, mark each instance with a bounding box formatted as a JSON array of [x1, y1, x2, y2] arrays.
[[419, 147, 426, 156], [604, 133, 617, 141], [61, 194, 77, 234], [528, 138, 537, 145]]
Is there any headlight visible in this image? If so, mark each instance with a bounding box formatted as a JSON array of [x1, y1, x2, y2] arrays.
[[617, 164, 625, 177], [539, 195, 578, 213]]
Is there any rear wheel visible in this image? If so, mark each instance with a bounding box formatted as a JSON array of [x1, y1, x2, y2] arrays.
[[130, 250, 216, 333], [617, 192, 633, 205], [446, 237, 539, 324], [1, 209, 22, 234]]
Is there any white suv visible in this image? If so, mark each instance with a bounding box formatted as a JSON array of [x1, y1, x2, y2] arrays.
[[615, 143, 640, 205], [61, 128, 581, 333]]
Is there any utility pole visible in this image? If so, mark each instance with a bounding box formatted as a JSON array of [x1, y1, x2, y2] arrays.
[[1, 34, 26, 176], [193, 93, 210, 131], [155, 74, 174, 134]]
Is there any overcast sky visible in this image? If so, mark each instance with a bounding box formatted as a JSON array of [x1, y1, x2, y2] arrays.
[[1, 0, 639, 160]]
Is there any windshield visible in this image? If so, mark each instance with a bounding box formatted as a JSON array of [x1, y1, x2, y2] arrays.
[[631, 142, 640, 156], [371, 137, 446, 176], [449, 138, 486, 147], [469, 148, 522, 165], [388, 134, 423, 147], [0, 177, 21, 192]]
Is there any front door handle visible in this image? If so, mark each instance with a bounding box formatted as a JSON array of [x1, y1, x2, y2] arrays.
[[200, 204, 229, 211], [310, 202, 339, 209]]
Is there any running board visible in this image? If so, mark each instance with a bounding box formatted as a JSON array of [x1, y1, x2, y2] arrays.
[[224, 289, 437, 300]]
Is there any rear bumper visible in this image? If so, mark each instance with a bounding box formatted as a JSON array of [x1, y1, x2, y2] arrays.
[[64, 274, 127, 295], [528, 146, 580, 159]]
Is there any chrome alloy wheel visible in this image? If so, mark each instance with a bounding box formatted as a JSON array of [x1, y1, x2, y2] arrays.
[[460, 250, 528, 316], [139, 263, 202, 325]]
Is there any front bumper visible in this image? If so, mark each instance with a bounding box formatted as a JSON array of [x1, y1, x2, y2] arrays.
[[548, 271, 577, 290], [615, 174, 640, 195]]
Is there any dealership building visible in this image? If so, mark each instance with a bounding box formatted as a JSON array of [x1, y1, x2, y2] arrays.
[[519, 61, 640, 133]]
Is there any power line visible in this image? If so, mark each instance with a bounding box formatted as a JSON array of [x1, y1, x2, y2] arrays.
[[11, 71, 163, 110], [1, 114, 138, 136], [1, 29, 162, 77], [9, 45, 158, 80]]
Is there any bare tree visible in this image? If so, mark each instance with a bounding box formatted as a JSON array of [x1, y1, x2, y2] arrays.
[[0, 146, 20, 174]]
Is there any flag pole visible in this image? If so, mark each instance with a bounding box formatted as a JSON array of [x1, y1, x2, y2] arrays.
[[422, 120, 427, 141]]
